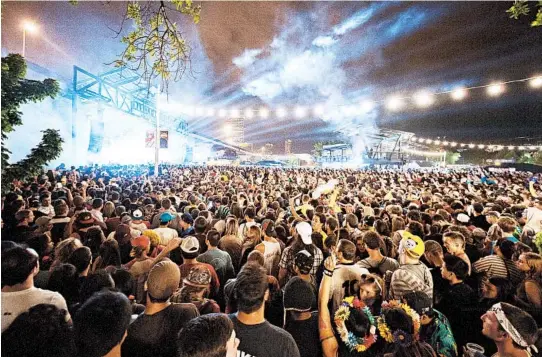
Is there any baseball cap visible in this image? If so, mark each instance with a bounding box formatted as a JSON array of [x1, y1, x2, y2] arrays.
[[35, 216, 52, 227], [160, 212, 174, 223], [399, 231, 425, 259], [283, 277, 315, 312], [456, 213, 470, 224], [146, 260, 180, 300], [180, 236, 199, 254], [181, 213, 194, 225], [294, 250, 314, 275], [262, 219, 277, 238], [183, 265, 211, 288], [296, 221, 312, 245], [132, 209, 144, 221]]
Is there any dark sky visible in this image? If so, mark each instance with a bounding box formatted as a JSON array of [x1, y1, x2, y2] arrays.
[[2, 1, 541, 153]]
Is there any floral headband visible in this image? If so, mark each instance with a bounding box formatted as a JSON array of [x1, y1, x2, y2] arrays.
[[490, 303, 539, 356], [334, 296, 377, 353], [377, 300, 421, 347]]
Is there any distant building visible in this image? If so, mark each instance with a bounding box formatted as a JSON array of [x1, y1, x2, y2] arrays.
[[285, 139, 292, 155]]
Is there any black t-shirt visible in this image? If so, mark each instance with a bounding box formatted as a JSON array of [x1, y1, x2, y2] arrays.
[[229, 314, 300, 357], [121, 303, 199, 357], [285, 312, 321, 357]]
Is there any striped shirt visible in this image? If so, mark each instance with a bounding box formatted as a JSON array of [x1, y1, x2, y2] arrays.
[[472, 255, 524, 286], [390, 263, 434, 303]]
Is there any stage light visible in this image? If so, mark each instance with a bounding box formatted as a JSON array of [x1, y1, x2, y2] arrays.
[[386, 96, 405, 111], [478, 144, 485, 149], [468, 144, 475, 148], [259, 107, 269, 119], [442, 141, 449, 146], [276, 107, 287, 119], [22, 20, 38, 34], [460, 143, 466, 148], [451, 87, 467, 101], [426, 139, 433, 144], [518, 146, 525, 150], [410, 136, 416, 142], [218, 109, 228, 118], [434, 140, 441, 145], [413, 91, 435, 107], [294, 106, 307, 118], [529, 76, 542, 88], [313, 105, 325, 116], [230, 108, 240, 117], [529, 146, 537, 150], [195, 107, 204, 116], [451, 142, 458, 147], [244, 108, 254, 119], [487, 83, 505, 96], [508, 145, 515, 150], [184, 106, 194, 116], [206, 108, 215, 116], [361, 100, 375, 112], [418, 138, 425, 143]]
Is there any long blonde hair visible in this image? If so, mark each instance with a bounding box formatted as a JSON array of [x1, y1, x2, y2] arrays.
[[244, 226, 262, 248], [523, 252, 542, 282], [224, 218, 239, 237]]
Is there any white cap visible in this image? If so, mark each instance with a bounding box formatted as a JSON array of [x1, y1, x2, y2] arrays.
[[457, 213, 470, 223], [296, 221, 313, 245]]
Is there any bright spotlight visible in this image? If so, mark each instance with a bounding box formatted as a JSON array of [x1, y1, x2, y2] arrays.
[[418, 138, 425, 143], [244, 108, 254, 119], [259, 107, 269, 119], [413, 91, 435, 107], [451, 142, 457, 147], [218, 108, 228, 118], [478, 144, 485, 149], [294, 106, 307, 118], [451, 87, 467, 101], [230, 108, 240, 117], [426, 139, 433, 144], [518, 146, 525, 150], [313, 105, 325, 116], [206, 108, 215, 116], [468, 144, 475, 148], [223, 124, 233, 137], [530, 76, 542, 88], [195, 107, 204, 116], [22, 20, 38, 34], [487, 83, 505, 96], [460, 143, 466, 148], [529, 146, 537, 150], [434, 140, 441, 145], [276, 107, 287, 119], [184, 106, 194, 116], [386, 96, 405, 111], [442, 141, 449, 146], [361, 100, 375, 112], [508, 145, 515, 150]]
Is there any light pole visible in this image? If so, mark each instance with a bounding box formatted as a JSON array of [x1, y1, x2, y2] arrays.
[[22, 20, 38, 57], [151, 86, 161, 177]]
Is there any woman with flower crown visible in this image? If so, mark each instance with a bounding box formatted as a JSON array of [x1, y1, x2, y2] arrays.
[[319, 253, 381, 357], [377, 298, 438, 357]]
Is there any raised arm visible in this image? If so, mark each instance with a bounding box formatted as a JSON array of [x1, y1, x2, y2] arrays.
[[319, 254, 339, 357]]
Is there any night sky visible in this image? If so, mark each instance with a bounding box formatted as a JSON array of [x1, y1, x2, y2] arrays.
[[2, 1, 541, 153]]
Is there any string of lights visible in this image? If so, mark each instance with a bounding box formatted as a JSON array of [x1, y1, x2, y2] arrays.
[[161, 74, 542, 118], [408, 135, 542, 151]]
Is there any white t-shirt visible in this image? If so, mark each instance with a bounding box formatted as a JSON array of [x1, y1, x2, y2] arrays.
[[238, 221, 260, 240], [153, 227, 179, 245], [524, 207, 542, 233], [330, 263, 369, 314], [2, 287, 70, 332]]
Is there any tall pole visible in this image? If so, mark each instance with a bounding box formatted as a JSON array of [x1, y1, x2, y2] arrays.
[[154, 90, 160, 177], [22, 28, 26, 57]]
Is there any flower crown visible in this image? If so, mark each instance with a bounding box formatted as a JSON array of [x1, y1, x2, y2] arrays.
[[377, 300, 421, 346], [334, 296, 378, 353]]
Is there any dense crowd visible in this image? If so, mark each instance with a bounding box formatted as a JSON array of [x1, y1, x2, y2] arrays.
[[2, 165, 542, 357]]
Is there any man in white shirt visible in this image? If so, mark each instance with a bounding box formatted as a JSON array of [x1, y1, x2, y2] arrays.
[[238, 207, 260, 240], [152, 211, 179, 246], [329, 239, 369, 313], [2, 246, 70, 332], [524, 198, 542, 234]]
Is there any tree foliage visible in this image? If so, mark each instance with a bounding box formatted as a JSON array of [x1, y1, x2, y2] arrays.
[[445, 151, 461, 165], [507, 0, 542, 27], [112, 0, 201, 93], [1, 54, 63, 193]]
